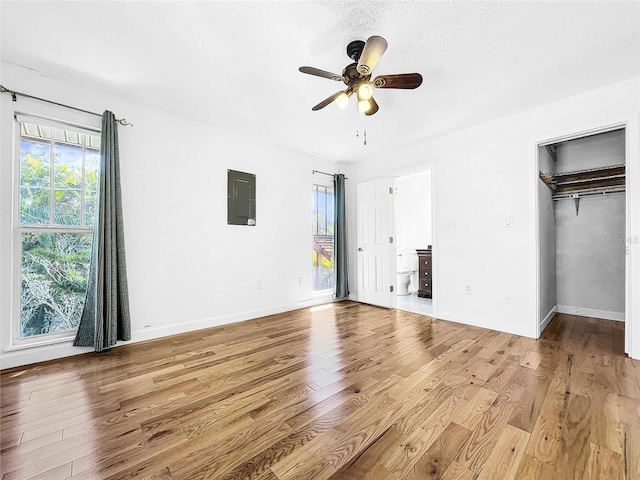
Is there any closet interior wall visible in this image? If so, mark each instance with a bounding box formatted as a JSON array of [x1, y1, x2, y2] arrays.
[[542, 129, 626, 323]]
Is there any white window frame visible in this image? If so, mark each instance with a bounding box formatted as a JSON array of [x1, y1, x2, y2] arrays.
[[312, 178, 335, 295], [11, 113, 100, 348]]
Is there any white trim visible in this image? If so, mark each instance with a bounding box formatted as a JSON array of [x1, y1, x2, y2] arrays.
[[624, 114, 640, 359], [10, 113, 100, 348], [532, 114, 639, 359], [1, 297, 337, 370], [131, 297, 337, 343], [311, 178, 335, 295], [15, 112, 101, 134], [556, 305, 625, 322], [4, 334, 76, 352], [392, 163, 437, 317], [539, 305, 557, 333], [533, 137, 542, 338], [312, 289, 334, 297], [436, 310, 535, 338], [537, 123, 626, 147]]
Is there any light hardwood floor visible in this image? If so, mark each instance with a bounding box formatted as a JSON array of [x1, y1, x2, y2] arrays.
[[1, 301, 639, 479]]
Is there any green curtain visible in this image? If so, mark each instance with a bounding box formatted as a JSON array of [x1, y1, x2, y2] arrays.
[[334, 174, 349, 300], [74, 111, 131, 351]]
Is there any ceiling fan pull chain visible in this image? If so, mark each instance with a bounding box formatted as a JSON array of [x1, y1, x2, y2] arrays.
[[364, 130, 367, 146]]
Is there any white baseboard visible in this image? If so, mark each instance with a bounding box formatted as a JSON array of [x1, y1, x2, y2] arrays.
[[130, 296, 335, 343], [539, 306, 557, 334], [0, 296, 336, 370], [435, 310, 536, 338], [556, 305, 624, 322]]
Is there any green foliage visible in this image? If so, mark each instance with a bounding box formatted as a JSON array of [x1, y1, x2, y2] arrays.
[[19, 140, 99, 226], [21, 232, 92, 337], [18, 135, 100, 338]]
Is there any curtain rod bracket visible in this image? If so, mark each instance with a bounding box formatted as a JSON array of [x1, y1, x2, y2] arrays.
[[116, 118, 133, 127]]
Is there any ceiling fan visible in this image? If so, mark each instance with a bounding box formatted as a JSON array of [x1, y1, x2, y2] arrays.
[[299, 36, 422, 116]]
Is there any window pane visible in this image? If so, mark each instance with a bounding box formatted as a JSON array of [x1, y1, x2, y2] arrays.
[[54, 141, 83, 225], [312, 185, 318, 235], [327, 188, 334, 235], [317, 187, 326, 235], [84, 147, 100, 226], [20, 232, 92, 337], [312, 184, 335, 291], [19, 138, 51, 224]]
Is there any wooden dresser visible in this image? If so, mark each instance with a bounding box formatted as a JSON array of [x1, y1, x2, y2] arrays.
[[416, 248, 432, 298]]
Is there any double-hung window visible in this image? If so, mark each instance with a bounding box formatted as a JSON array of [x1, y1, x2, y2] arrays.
[[312, 182, 335, 292], [14, 115, 100, 345]]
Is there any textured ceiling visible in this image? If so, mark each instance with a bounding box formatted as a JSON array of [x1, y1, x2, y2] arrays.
[[1, 1, 639, 164]]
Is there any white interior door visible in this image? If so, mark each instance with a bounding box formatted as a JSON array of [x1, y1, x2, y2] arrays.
[[357, 178, 394, 308]]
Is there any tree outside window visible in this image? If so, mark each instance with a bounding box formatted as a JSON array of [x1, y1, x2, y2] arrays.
[[17, 120, 99, 338]]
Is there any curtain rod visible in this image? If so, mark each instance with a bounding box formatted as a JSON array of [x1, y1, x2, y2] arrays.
[[312, 170, 349, 179], [1, 85, 133, 127]]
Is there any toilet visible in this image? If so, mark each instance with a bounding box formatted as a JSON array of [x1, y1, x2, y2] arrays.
[[396, 247, 415, 296], [396, 270, 413, 295]]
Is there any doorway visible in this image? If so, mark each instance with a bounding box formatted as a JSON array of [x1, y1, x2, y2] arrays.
[[394, 170, 434, 316], [537, 127, 627, 341]]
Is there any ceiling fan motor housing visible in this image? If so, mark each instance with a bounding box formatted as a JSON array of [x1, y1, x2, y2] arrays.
[[346, 40, 365, 61], [342, 63, 368, 86]]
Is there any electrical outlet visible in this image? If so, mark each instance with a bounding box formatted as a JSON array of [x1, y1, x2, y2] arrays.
[[465, 284, 472, 295], [298, 277, 304, 286], [257, 280, 262, 290]]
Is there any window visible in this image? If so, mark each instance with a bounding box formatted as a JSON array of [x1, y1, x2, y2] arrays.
[[14, 117, 100, 343], [312, 183, 334, 292]]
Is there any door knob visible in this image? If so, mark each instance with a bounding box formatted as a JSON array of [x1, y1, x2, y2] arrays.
[[358, 247, 364, 252]]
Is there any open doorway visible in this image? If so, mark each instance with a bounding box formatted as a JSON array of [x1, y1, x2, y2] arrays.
[[394, 170, 433, 315], [537, 127, 627, 340]]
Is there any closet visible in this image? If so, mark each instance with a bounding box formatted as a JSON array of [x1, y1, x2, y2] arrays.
[[538, 129, 626, 327]]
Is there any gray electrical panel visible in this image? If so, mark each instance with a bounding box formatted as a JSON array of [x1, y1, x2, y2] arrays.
[[227, 170, 256, 226]]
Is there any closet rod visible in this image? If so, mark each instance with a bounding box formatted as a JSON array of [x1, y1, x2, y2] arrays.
[[553, 188, 625, 200], [1, 85, 133, 127]]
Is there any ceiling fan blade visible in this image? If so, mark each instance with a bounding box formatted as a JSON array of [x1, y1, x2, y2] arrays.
[[312, 91, 345, 111], [357, 36, 388, 75], [373, 73, 423, 89], [364, 96, 379, 116], [299, 66, 344, 81]]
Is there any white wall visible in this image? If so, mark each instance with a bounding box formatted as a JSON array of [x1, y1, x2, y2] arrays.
[[538, 146, 557, 329], [0, 62, 347, 369], [395, 172, 432, 248], [556, 194, 625, 316], [348, 77, 640, 349], [558, 129, 625, 171]]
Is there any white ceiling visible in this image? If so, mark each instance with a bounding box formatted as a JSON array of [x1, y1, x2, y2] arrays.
[[1, 1, 639, 164]]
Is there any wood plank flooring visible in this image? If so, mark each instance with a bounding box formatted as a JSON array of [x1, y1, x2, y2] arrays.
[[1, 301, 639, 479]]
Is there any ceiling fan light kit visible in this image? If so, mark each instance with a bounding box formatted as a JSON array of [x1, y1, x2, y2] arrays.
[[299, 35, 422, 116], [335, 91, 350, 109]]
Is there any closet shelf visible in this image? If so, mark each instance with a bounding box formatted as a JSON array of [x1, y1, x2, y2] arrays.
[[539, 164, 625, 197]]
